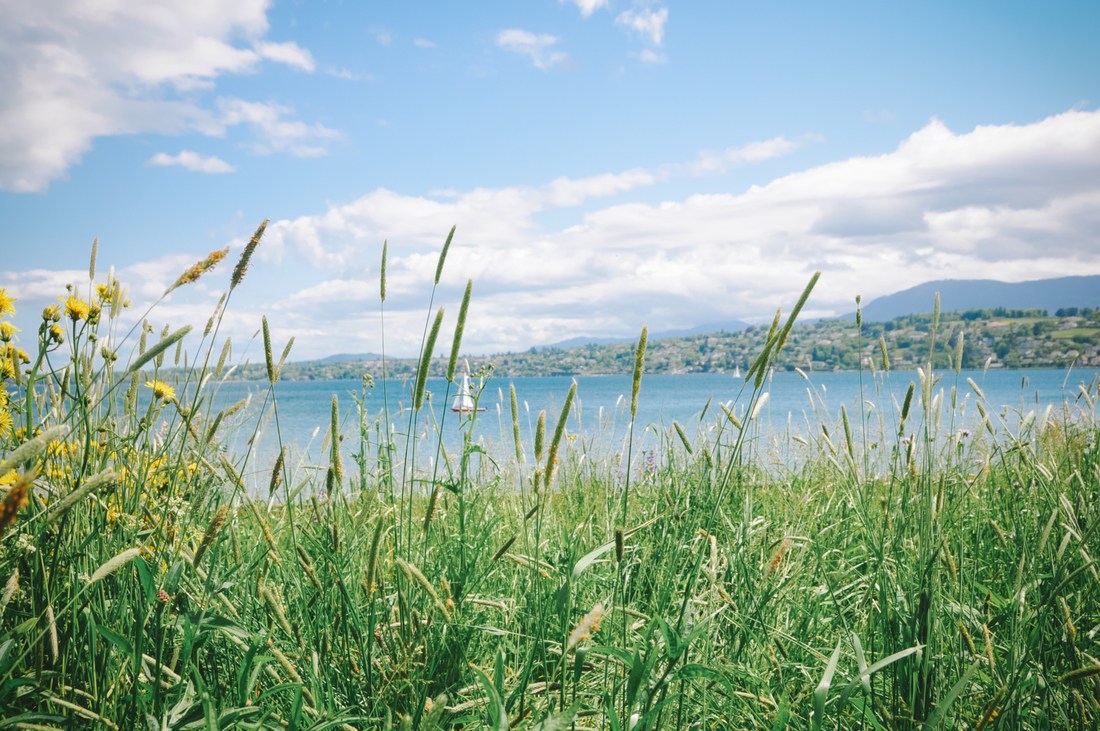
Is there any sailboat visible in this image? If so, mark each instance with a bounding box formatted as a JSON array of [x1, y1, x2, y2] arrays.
[[450, 372, 485, 413]]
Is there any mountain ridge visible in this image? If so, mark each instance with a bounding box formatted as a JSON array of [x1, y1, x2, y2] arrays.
[[851, 275, 1100, 322]]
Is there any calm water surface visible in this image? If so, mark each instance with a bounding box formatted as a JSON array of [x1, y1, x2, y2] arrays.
[[208, 367, 1099, 485]]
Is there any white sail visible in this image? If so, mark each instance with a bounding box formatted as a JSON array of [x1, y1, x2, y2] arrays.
[[451, 373, 482, 412]]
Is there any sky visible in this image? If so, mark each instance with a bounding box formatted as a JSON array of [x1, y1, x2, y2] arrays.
[[2, 1, 1099, 361]]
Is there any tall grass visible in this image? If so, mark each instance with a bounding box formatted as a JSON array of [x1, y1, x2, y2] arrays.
[[0, 230, 1098, 729]]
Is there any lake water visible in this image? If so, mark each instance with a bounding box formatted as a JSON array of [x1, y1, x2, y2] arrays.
[[208, 366, 1099, 486]]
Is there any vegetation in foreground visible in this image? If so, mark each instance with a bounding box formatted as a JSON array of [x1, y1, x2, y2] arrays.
[[1, 226, 1099, 730]]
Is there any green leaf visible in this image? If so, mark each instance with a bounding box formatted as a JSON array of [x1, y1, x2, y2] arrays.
[[96, 623, 134, 658], [922, 660, 980, 730], [812, 639, 843, 731], [530, 704, 580, 731], [669, 663, 734, 697], [470, 664, 509, 730], [136, 556, 157, 603], [572, 539, 615, 579]]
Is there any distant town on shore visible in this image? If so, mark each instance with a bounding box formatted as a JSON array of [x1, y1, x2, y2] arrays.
[[226, 306, 1100, 381]]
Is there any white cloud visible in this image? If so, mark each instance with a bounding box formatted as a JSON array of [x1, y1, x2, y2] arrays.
[[635, 49, 667, 64], [562, 0, 609, 17], [0, 1, 325, 192], [255, 41, 316, 72], [371, 29, 393, 46], [414, 38, 437, 49], [148, 150, 236, 174], [616, 7, 669, 46], [216, 99, 341, 157], [497, 29, 569, 70], [678, 136, 806, 176]]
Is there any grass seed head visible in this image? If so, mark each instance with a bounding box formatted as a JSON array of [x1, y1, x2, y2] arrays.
[[230, 219, 269, 290], [167, 246, 230, 294]]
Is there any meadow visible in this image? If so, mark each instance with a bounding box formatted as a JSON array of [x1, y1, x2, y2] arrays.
[[1, 224, 1098, 729]]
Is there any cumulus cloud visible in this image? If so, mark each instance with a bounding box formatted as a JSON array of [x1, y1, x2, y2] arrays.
[[497, 29, 569, 70], [148, 150, 236, 174], [562, 0, 610, 17], [0, 0, 326, 192], [616, 6, 669, 46]]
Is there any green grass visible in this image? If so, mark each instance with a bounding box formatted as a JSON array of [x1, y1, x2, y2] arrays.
[[1, 229, 1099, 730]]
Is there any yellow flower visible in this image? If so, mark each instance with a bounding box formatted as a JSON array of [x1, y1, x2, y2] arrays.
[[95, 283, 112, 301], [49, 324, 64, 344], [65, 295, 90, 322], [42, 305, 61, 322], [0, 322, 16, 342], [145, 379, 176, 402], [0, 289, 15, 316]]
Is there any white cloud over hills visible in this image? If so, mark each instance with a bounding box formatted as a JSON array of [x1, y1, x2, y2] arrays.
[[233, 109, 1100, 358]]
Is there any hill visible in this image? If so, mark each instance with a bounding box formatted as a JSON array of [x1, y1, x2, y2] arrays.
[[855, 275, 1100, 321]]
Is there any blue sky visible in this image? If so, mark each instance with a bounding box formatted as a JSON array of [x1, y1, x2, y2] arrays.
[[2, 1, 1099, 360]]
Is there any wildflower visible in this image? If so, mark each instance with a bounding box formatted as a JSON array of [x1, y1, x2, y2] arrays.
[[95, 283, 112, 301], [65, 295, 90, 321], [0, 469, 36, 537], [0, 407, 12, 439], [42, 305, 61, 322], [0, 322, 16, 342], [145, 379, 176, 403], [49, 324, 64, 345], [0, 289, 14, 316]]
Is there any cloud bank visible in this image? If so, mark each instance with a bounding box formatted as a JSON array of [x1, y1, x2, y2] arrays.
[[5, 110, 1098, 362], [254, 110, 1100, 357]]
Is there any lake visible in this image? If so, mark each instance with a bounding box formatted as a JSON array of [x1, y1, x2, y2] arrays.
[[207, 366, 1099, 487]]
